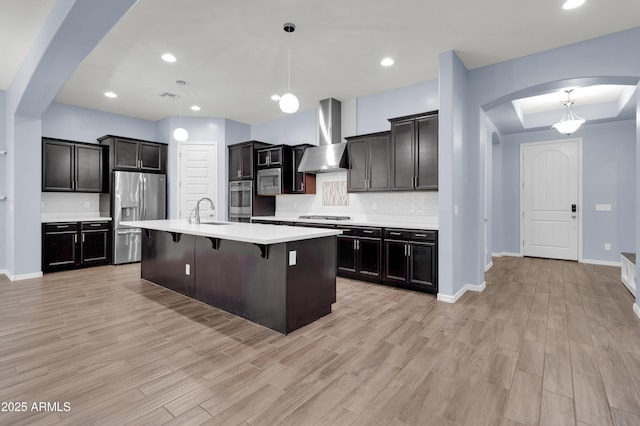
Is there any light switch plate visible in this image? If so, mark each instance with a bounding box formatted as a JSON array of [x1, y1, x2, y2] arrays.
[[595, 204, 612, 211], [604, 243, 612, 251], [185, 264, 191, 275], [289, 251, 297, 266]]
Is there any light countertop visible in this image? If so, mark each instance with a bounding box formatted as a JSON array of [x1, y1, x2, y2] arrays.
[[42, 215, 112, 223], [252, 216, 438, 231], [121, 219, 342, 245]]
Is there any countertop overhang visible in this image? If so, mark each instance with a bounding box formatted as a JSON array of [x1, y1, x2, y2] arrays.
[[121, 219, 342, 245]]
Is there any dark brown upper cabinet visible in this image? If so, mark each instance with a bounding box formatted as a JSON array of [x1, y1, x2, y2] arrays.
[[345, 131, 391, 192], [228, 141, 271, 181], [98, 135, 167, 174], [389, 111, 438, 191], [291, 144, 316, 194], [42, 138, 106, 193]]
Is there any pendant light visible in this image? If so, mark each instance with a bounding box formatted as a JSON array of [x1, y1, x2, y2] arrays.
[[173, 80, 189, 142], [279, 23, 299, 114], [552, 89, 586, 135]]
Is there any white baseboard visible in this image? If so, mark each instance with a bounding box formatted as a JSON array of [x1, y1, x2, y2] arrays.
[[500, 252, 523, 257], [485, 261, 493, 272], [6, 271, 43, 281], [438, 281, 486, 304], [634, 303, 640, 319], [581, 259, 621, 267], [491, 253, 502, 258]]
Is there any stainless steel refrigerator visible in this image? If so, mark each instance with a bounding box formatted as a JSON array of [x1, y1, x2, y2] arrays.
[[112, 171, 166, 264]]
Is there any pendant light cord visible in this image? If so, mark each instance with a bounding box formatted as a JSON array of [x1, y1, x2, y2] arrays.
[[287, 48, 292, 91]]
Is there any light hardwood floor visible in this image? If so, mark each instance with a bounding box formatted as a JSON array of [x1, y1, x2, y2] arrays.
[[0, 256, 638, 425]]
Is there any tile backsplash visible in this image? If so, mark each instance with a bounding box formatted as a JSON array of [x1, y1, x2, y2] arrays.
[[276, 171, 438, 222], [41, 192, 102, 216]]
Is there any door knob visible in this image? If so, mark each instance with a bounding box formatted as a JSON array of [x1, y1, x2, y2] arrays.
[[571, 203, 577, 218]]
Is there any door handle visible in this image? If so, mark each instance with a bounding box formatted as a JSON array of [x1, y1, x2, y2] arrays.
[[571, 203, 577, 219]]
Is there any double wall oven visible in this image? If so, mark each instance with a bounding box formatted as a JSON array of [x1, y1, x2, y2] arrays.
[[229, 181, 252, 222]]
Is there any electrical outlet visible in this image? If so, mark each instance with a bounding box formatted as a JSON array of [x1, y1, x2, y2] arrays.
[[454, 204, 459, 216], [185, 264, 191, 275], [372, 201, 378, 210], [289, 251, 297, 266], [293, 201, 298, 209], [604, 243, 611, 251], [595, 204, 612, 211], [41, 201, 45, 209], [84, 200, 91, 208]]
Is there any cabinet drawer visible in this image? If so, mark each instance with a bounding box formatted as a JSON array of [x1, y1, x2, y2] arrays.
[[384, 228, 436, 242], [45, 222, 79, 232], [356, 227, 382, 238], [82, 221, 110, 231]]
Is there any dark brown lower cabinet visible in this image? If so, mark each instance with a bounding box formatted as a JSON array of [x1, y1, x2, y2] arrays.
[[337, 226, 382, 280], [383, 229, 437, 293], [43, 221, 111, 273]]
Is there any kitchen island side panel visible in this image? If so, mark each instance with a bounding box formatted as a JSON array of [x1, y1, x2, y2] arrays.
[[141, 230, 195, 297], [194, 237, 288, 333], [285, 236, 337, 333]]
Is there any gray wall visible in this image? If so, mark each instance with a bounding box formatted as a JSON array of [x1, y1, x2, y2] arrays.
[[0, 90, 5, 271]]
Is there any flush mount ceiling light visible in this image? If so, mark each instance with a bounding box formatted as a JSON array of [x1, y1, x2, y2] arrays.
[[552, 89, 586, 135], [271, 94, 281, 101], [161, 53, 177, 63], [190, 105, 201, 111], [562, 0, 585, 10], [380, 57, 394, 67], [172, 80, 189, 142], [104, 91, 117, 98], [279, 23, 299, 114]]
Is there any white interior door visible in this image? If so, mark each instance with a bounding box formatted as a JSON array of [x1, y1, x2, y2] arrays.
[[522, 139, 580, 261], [178, 143, 218, 220]]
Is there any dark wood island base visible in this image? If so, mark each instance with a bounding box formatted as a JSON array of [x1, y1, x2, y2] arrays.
[[140, 229, 337, 334]]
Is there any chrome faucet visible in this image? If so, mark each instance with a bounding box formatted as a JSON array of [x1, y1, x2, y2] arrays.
[[188, 197, 215, 224]]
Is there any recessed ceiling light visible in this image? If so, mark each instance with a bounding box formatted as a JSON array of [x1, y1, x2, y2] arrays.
[[562, 0, 585, 10], [381, 57, 394, 67], [190, 105, 201, 111], [104, 91, 117, 98], [161, 53, 177, 63], [271, 94, 281, 101]]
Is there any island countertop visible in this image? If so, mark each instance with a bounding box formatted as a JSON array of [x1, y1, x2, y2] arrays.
[[121, 219, 342, 245]]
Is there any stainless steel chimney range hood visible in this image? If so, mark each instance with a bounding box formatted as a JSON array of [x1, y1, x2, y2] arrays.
[[297, 98, 348, 173]]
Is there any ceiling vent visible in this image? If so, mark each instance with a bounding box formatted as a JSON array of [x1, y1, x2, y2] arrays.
[[159, 92, 179, 99]]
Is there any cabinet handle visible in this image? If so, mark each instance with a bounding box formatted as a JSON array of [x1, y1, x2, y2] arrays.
[[353, 240, 357, 250], [407, 244, 411, 257], [90, 223, 101, 227], [404, 244, 407, 256], [415, 234, 427, 237], [82, 234, 85, 243], [74, 234, 78, 244], [56, 225, 69, 229], [357, 240, 360, 250], [301, 182, 304, 192], [390, 232, 401, 236], [363, 230, 374, 234]]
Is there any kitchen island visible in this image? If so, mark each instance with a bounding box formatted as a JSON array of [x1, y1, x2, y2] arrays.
[[122, 220, 342, 334]]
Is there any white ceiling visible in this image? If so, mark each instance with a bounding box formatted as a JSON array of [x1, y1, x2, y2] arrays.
[[2, 0, 640, 125]]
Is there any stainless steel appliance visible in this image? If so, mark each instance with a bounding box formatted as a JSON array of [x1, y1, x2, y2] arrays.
[[229, 180, 252, 222], [257, 168, 282, 195], [112, 171, 166, 264]]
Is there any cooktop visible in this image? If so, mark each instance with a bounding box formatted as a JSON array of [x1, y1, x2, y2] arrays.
[[298, 215, 351, 221]]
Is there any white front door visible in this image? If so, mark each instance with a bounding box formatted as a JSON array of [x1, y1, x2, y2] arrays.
[[521, 139, 580, 261], [178, 143, 218, 220]]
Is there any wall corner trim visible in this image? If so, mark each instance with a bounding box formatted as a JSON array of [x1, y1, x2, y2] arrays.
[[7, 271, 43, 282], [437, 281, 486, 304], [485, 261, 494, 272], [634, 303, 640, 319]]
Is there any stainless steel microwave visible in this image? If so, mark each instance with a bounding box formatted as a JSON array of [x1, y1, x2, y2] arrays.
[[257, 168, 282, 195]]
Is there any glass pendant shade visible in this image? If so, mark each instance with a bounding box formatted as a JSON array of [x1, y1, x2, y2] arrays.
[[173, 127, 189, 142], [279, 93, 299, 114], [552, 90, 586, 135]]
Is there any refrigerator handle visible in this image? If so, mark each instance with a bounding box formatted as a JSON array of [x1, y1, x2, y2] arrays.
[[141, 175, 145, 220]]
